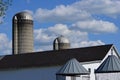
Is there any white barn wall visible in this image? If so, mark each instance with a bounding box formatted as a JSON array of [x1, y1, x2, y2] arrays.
[[0, 47, 118, 80], [101, 47, 118, 64], [0, 66, 61, 80], [0, 63, 99, 80], [81, 48, 118, 80], [82, 62, 100, 80], [96, 73, 120, 80], [0, 62, 109, 80], [66, 75, 90, 80]]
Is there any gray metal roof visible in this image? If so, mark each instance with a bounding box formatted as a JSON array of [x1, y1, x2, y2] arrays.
[[95, 55, 120, 73], [56, 58, 89, 76]]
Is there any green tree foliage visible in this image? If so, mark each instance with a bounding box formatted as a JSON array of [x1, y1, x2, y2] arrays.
[[0, 0, 12, 23]]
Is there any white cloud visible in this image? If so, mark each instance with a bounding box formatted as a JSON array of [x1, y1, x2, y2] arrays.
[[34, 23, 106, 51], [34, 0, 120, 23], [34, 5, 91, 23], [48, 24, 71, 36], [34, 24, 88, 51], [72, 0, 120, 17], [28, 0, 120, 51], [72, 40, 105, 48], [0, 24, 105, 54], [72, 20, 118, 33], [2, 0, 119, 54], [0, 33, 12, 55], [24, 10, 33, 15]]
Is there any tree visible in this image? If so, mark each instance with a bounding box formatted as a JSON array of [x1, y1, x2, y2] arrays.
[[0, 0, 12, 23]]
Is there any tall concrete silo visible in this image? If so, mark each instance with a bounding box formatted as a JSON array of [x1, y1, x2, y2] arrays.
[[53, 35, 70, 50], [12, 11, 34, 54]]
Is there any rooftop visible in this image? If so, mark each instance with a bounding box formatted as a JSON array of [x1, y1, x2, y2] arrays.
[[56, 58, 89, 75], [0, 44, 113, 70], [95, 55, 120, 73]]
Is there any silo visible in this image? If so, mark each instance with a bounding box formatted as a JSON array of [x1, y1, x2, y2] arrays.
[[12, 11, 34, 54], [53, 35, 70, 50]]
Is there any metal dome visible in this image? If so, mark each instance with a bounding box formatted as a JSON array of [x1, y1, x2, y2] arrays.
[[54, 35, 70, 43], [13, 11, 33, 20]]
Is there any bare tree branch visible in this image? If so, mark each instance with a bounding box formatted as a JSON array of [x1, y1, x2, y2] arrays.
[[0, 0, 12, 23]]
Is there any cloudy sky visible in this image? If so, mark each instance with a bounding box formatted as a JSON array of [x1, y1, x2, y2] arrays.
[[0, 0, 120, 55]]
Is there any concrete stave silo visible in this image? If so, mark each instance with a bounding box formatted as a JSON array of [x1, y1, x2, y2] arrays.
[[12, 11, 34, 54], [53, 35, 70, 50]]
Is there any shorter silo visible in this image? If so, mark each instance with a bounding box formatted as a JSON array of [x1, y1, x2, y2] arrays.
[[56, 58, 90, 80], [53, 35, 70, 50], [95, 55, 120, 80]]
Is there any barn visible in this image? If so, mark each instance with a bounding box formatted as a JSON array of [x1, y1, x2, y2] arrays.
[[0, 44, 119, 80]]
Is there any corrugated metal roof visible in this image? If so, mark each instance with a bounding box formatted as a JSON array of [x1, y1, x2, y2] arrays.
[[95, 55, 120, 73], [56, 58, 89, 75]]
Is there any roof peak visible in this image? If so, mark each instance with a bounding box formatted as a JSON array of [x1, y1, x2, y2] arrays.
[[56, 58, 89, 75], [95, 55, 120, 73]]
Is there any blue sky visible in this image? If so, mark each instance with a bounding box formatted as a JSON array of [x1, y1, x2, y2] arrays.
[[0, 0, 120, 55]]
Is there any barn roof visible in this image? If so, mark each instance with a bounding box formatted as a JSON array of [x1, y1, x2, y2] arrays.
[[56, 58, 89, 75], [95, 55, 120, 73], [0, 44, 113, 69]]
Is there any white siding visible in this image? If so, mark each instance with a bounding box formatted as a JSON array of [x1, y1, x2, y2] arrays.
[[81, 48, 119, 80], [66, 75, 90, 80], [83, 62, 100, 80], [96, 73, 120, 80], [0, 66, 61, 80], [101, 47, 118, 63], [0, 63, 97, 80], [0, 47, 119, 80]]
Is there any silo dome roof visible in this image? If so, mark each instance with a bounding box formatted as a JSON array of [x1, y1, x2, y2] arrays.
[[54, 35, 70, 43], [13, 11, 33, 20], [56, 58, 89, 75]]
